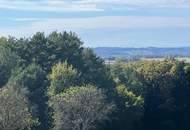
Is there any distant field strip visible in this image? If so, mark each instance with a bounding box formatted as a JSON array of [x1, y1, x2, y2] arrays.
[[142, 57, 190, 63]]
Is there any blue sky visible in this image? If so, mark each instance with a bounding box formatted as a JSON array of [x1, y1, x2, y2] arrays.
[[0, 0, 190, 47]]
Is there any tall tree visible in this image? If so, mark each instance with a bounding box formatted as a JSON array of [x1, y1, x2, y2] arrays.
[[50, 85, 115, 130], [8, 64, 48, 130], [0, 85, 38, 130], [0, 45, 20, 87], [81, 48, 115, 89], [49, 61, 78, 95]]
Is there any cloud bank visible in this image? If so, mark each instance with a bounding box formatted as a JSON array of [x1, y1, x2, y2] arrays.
[[0, 0, 190, 12], [1, 16, 190, 37]]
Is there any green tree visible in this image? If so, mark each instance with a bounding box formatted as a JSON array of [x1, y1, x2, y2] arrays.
[[81, 48, 114, 89], [3, 32, 114, 90], [0, 45, 20, 87], [8, 64, 48, 130], [46, 31, 84, 71], [49, 61, 78, 95], [50, 85, 115, 130], [169, 61, 190, 130], [111, 61, 145, 95], [133, 59, 190, 130], [116, 84, 144, 110], [109, 84, 144, 130], [0, 85, 38, 130]]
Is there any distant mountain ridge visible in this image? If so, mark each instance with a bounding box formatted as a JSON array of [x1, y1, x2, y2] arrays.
[[93, 47, 190, 59]]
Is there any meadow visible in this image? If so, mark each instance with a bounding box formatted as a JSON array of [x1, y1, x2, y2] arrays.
[[142, 57, 190, 63]]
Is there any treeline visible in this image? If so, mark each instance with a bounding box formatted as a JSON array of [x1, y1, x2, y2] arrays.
[[0, 32, 190, 130]]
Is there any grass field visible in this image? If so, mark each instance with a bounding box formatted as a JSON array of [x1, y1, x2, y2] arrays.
[[142, 57, 190, 63]]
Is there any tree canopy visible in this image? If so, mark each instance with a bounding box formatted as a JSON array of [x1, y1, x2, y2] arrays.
[[0, 31, 190, 130]]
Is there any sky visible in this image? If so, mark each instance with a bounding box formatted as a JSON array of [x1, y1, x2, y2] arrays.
[[0, 0, 190, 47]]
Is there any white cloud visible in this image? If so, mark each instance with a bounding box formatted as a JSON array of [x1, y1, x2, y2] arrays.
[[0, 0, 102, 12], [1, 16, 190, 37], [0, 0, 190, 12], [84, 0, 190, 8], [30, 16, 190, 29]]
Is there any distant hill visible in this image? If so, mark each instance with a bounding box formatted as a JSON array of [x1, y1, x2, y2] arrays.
[[93, 47, 190, 59]]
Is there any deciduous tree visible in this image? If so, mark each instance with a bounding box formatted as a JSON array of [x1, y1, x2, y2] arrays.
[[50, 85, 115, 130]]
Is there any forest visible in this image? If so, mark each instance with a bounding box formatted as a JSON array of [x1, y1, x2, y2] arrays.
[[0, 31, 190, 130]]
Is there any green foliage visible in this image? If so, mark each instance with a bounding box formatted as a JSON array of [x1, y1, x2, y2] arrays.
[[46, 31, 83, 69], [7, 64, 48, 130], [10, 31, 83, 72], [0, 45, 20, 87], [81, 48, 114, 89], [8, 64, 46, 89], [116, 84, 144, 108], [1, 32, 190, 130], [111, 61, 144, 95], [0, 31, 116, 130], [0, 85, 39, 130], [49, 61, 78, 95], [110, 59, 190, 130], [130, 59, 190, 130], [50, 85, 115, 130], [2, 32, 114, 90], [114, 84, 144, 130]]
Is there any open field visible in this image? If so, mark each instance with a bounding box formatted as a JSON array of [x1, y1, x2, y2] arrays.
[[141, 57, 190, 63]]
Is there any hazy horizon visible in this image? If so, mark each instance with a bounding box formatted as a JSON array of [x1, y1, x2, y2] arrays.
[[91, 45, 190, 48]]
